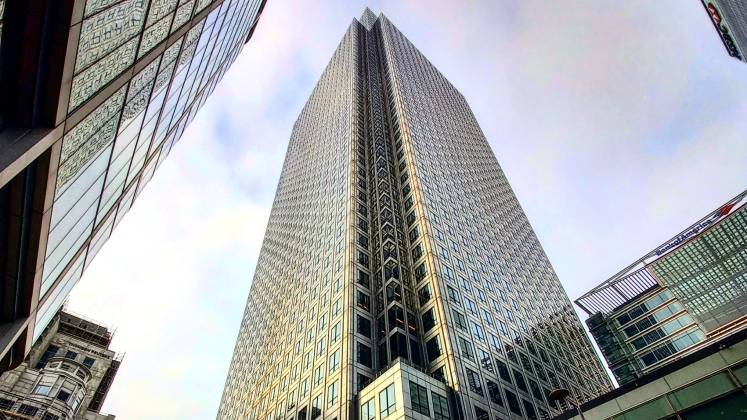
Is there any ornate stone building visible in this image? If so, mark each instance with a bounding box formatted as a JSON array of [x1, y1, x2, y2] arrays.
[[0, 310, 120, 420]]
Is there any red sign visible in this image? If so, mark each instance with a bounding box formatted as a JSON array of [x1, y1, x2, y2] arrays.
[[707, 3, 722, 25]]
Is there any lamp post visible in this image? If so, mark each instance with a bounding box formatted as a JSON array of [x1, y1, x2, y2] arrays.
[[548, 388, 587, 420]]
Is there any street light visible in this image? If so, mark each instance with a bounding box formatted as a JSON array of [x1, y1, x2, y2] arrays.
[[548, 388, 587, 420]]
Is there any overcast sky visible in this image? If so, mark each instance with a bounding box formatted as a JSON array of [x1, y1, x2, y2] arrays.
[[66, 1, 747, 418]]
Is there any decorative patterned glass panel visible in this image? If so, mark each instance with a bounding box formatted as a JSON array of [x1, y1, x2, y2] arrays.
[[195, 0, 212, 14], [153, 60, 176, 92], [123, 80, 155, 119], [177, 21, 204, 67], [146, 0, 178, 27], [162, 37, 184, 65], [137, 14, 173, 58], [61, 86, 126, 166], [69, 37, 138, 111], [127, 58, 160, 101], [75, 0, 147, 73], [57, 115, 120, 190], [84, 0, 125, 18], [171, 0, 195, 33]]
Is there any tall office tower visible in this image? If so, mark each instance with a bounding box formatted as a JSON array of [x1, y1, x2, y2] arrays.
[[0, 309, 121, 420], [576, 190, 747, 386], [0, 0, 266, 371], [702, 0, 747, 62], [218, 9, 611, 420]]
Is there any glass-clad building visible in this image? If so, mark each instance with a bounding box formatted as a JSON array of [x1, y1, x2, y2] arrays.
[[0, 0, 266, 371], [702, 0, 747, 63], [218, 9, 611, 420], [577, 190, 747, 385]]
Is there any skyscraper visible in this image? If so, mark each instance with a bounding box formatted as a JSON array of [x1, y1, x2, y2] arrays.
[[219, 9, 611, 420], [702, 0, 747, 63], [0, 0, 265, 371]]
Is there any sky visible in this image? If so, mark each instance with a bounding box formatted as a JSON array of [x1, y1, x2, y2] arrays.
[[66, 1, 747, 418]]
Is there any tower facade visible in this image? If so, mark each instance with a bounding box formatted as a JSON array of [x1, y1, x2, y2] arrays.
[[219, 9, 611, 420], [0, 0, 266, 371]]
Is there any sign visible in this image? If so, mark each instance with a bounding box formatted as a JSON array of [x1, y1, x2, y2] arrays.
[[655, 202, 738, 256]]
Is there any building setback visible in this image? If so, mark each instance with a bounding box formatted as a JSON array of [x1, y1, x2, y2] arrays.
[[0, 0, 266, 371], [576, 190, 747, 386], [702, 0, 747, 62], [0, 310, 121, 420], [218, 9, 611, 420]]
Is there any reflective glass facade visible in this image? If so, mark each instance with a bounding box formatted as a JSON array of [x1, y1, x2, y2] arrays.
[[579, 191, 747, 385], [0, 0, 266, 371], [702, 0, 747, 62], [218, 10, 611, 420]]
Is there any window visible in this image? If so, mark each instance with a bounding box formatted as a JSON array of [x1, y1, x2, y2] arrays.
[[432, 392, 450, 420], [415, 263, 427, 282], [447, 286, 460, 304], [505, 389, 522, 415], [330, 322, 341, 343], [357, 315, 372, 337], [357, 343, 372, 368], [332, 299, 342, 317], [465, 298, 478, 315], [513, 369, 528, 392], [357, 374, 371, 392], [426, 336, 442, 361], [453, 310, 468, 331], [313, 365, 324, 387], [487, 380, 504, 406], [17, 405, 39, 416], [422, 308, 436, 333], [496, 359, 512, 383], [35, 345, 59, 369], [458, 337, 475, 361], [56, 390, 71, 402], [466, 369, 484, 396], [409, 381, 430, 415], [65, 351, 77, 360], [475, 407, 489, 420], [357, 291, 371, 311], [327, 381, 339, 407], [42, 414, 60, 420], [472, 323, 485, 342], [311, 394, 322, 419], [33, 384, 52, 395], [418, 284, 432, 305], [316, 338, 326, 357], [0, 398, 12, 409], [361, 398, 376, 420], [329, 349, 341, 372], [379, 383, 396, 417], [357, 270, 370, 288]]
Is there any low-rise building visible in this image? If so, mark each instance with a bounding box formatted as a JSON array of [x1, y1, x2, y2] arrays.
[[576, 190, 747, 386], [0, 310, 120, 420]]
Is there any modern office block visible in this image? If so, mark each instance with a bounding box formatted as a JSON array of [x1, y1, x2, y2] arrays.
[[556, 330, 747, 420], [576, 190, 747, 385], [0, 310, 121, 420], [0, 0, 266, 371], [218, 9, 611, 420], [702, 0, 747, 62]]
